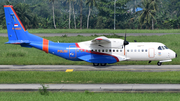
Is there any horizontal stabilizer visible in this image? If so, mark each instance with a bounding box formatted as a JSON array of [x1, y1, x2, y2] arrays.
[[5, 40, 30, 44]]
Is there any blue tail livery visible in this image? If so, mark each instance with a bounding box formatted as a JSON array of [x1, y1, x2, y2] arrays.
[[4, 5, 177, 66]]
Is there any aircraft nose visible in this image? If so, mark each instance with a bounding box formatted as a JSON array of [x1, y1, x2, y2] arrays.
[[170, 50, 177, 59]]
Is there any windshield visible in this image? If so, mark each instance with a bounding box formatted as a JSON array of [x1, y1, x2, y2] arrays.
[[158, 46, 162, 50], [164, 46, 169, 49], [158, 46, 168, 50]]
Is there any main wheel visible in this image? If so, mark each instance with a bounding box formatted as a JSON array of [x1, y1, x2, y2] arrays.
[[100, 63, 107, 66], [93, 63, 99, 66], [157, 62, 162, 66]]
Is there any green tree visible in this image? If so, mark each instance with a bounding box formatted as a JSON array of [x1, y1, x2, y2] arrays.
[[79, 0, 83, 29], [63, 0, 72, 29], [167, 0, 180, 18], [72, 0, 77, 29], [86, 0, 98, 29], [138, 0, 158, 29], [49, 0, 56, 29], [68, 0, 72, 29], [14, 3, 33, 29], [96, 0, 130, 29]]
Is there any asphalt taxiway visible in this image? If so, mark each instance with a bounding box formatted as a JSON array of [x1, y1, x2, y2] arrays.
[[1, 84, 180, 92], [1, 65, 180, 92], [0, 65, 180, 72]]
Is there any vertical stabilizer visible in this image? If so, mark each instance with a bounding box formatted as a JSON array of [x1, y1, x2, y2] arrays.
[[4, 5, 44, 44], [4, 5, 29, 42]]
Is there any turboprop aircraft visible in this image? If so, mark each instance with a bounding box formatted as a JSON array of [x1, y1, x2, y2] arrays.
[[4, 5, 177, 66]]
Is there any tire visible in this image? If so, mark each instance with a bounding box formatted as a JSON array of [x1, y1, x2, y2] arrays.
[[100, 63, 107, 66], [157, 62, 162, 66], [93, 63, 99, 66]]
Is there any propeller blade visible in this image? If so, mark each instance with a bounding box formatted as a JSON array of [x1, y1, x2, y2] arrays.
[[123, 33, 129, 46], [123, 33, 129, 55]]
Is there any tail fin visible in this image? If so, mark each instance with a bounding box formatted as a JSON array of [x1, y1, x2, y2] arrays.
[[4, 5, 42, 44]]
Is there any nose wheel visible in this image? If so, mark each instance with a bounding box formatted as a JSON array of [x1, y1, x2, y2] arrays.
[[157, 62, 162, 66]]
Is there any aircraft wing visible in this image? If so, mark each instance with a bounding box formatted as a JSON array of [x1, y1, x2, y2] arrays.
[[91, 36, 111, 44]]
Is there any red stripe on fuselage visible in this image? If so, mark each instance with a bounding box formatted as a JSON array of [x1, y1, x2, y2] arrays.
[[43, 39, 49, 53], [75, 43, 80, 48], [4, 5, 26, 31], [75, 43, 119, 62]]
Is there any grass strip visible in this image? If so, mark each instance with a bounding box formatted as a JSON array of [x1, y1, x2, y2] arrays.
[[0, 34, 179, 65], [0, 92, 180, 101], [0, 71, 180, 84], [0, 29, 180, 34]]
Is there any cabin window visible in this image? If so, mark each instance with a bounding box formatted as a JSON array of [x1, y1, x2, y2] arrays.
[[116, 50, 118, 52], [120, 50, 122, 52], [95, 49, 97, 52], [145, 49, 147, 52], [158, 46, 162, 50], [106, 49, 108, 52], [131, 49, 133, 52], [109, 49, 111, 52], [98, 50, 101, 52], [113, 50, 115, 52], [127, 50, 129, 52], [138, 49, 140, 52], [102, 50, 104, 52], [142, 49, 144, 52], [134, 49, 136, 52], [91, 49, 93, 52]]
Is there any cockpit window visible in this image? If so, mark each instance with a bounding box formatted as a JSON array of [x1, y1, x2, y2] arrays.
[[164, 46, 169, 49], [158, 46, 169, 50], [158, 46, 162, 50], [161, 46, 165, 50]]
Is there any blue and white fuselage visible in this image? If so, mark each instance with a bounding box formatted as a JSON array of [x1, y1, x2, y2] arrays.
[[4, 5, 177, 66]]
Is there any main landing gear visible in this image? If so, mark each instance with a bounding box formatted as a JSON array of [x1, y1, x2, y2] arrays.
[[149, 61, 162, 66], [93, 63, 107, 66], [157, 62, 162, 66]]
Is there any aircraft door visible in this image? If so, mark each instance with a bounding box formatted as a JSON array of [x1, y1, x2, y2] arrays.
[[69, 45, 76, 58], [148, 48, 155, 58]]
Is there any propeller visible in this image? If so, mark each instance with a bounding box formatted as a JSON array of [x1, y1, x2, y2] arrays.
[[123, 33, 129, 55]]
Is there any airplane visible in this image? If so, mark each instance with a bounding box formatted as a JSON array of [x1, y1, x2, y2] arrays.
[[4, 5, 177, 66]]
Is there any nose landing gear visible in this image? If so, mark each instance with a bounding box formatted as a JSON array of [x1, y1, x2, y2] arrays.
[[157, 62, 162, 66]]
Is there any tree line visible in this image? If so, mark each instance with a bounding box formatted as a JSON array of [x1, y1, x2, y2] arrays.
[[0, 0, 180, 30]]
